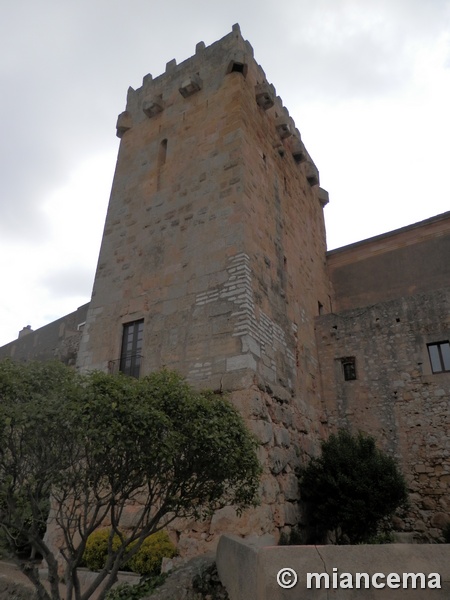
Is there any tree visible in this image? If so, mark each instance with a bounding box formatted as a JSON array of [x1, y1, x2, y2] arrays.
[[0, 361, 261, 600], [299, 429, 408, 544]]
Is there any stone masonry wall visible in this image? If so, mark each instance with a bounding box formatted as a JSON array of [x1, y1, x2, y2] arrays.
[[154, 383, 327, 557], [0, 303, 89, 366], [74, 25, 331, 554], [316, 287, 450, 540], [328, 212, 450, 312], [76, 25, 330, 397]]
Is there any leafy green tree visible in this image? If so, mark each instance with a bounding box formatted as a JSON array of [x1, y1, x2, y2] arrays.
[[299, 429, 408, 544], [0, 361, 261, 600]]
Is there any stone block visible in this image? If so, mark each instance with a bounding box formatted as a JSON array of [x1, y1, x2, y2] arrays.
[[179, 74, 203, 98], [290, 137, 306, 163], [249, 420, 273, 445], [142, 96, 164, 118], [280, 473, 299, 501], [260, 475, 280, 503], [226, 354, 257, 372], [255, 83, 275, 110], [268, 447, 290, 475], [241, 334, 261, 357], [318, 186, 329, 206], [274, 426, 290, 448], [275, 116, 292, 139], [218, 536, 450, 600], [431, 512, 450, 529], [116, 111, 132, 138]]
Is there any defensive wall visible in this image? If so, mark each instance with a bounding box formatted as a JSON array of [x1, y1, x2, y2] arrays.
[[327, 211, 450, 311], [318, 211, 450, 540], [0, 303, 89, 366]]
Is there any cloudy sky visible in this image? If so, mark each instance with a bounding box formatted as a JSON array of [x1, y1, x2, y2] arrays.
[[1, 0, 449, 347]]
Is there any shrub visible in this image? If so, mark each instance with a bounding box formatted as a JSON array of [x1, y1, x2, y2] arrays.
[[127, 531, 177, 576], [83, 529, 122, 571], [299, 429, 408, 544], [83, 529, 177, 576]]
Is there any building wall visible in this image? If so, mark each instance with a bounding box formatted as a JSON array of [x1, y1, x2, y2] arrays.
[[0, 303, 89, 366], [76, 26, 331, 395], [328, 211, 450, 312], [317, 215, 450, 539], [74, 25, 332, 552]]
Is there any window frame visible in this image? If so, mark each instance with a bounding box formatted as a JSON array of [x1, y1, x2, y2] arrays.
[[427, 341, 450, 374], [119, 319, 144, 378], [341, 356, 357, 381]]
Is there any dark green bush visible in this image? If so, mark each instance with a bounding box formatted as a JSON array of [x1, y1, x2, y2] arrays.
[[299, 429, 408, 544]]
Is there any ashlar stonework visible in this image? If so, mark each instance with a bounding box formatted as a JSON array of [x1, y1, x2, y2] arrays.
[[0, 24, 448, 552]]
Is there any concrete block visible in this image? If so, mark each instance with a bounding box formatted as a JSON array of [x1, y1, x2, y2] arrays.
[[217, 535, 450, 600]]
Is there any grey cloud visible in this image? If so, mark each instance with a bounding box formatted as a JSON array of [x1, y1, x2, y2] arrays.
[[2, 0, 449, 243], [256, 0, 450, 101], [41, 264, 94, 298]]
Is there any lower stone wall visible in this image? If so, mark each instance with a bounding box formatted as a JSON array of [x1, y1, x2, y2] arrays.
[[315, 287, 450, 541], [171, 382, 326, 556], [0, 303, 89, 366]]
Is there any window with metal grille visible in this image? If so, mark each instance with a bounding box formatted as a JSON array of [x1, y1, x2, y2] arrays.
[[119, 320, 144, 378], [427, 341, 450, 374]]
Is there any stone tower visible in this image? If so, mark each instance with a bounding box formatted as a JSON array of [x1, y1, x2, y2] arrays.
[[77, 24, 332, 552]]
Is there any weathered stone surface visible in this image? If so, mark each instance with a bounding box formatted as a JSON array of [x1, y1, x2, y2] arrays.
[[430, 512, 450, 529], [274, 426, 290, 448], [279, 474, 299, 501], [249, 420, 273, 445], [316, 285, 450, 540], [260, 475, 280, 504], [268, 447, 290, 475], [145, 555, 229, 600]]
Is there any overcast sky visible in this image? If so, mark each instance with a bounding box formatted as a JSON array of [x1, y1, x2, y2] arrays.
[[1, 0, 449, 347]]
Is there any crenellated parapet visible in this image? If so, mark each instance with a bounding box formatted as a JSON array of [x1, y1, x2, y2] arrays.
[[115, 23, 322, 193]]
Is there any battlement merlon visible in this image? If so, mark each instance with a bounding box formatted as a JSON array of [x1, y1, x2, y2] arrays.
[[115, 24, 326, 199]]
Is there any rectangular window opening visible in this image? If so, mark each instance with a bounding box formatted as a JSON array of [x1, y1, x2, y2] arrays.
[[427, 341, 450, 374], [341, 357, 357, 381], [231, 62, 245, 73], [119, 319, 144, 378], [227, 61, 248, 77]]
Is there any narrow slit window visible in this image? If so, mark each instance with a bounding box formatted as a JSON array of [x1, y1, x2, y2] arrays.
[[427, 341, 450, 373], [158, 138, 168, 167], [157, 139, 168, 191]]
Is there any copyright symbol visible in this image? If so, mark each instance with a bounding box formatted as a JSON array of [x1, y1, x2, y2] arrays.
[[277, 568, 298, 589]]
